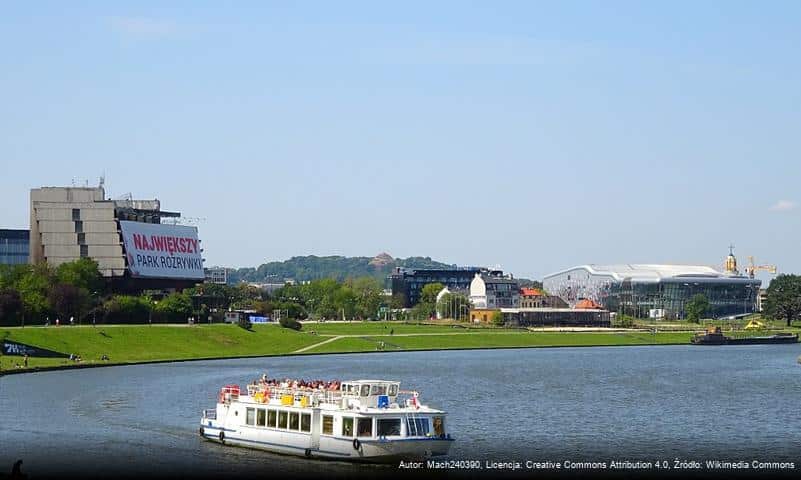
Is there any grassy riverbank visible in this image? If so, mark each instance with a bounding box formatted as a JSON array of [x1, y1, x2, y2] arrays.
[[0, 322, 706, 373]]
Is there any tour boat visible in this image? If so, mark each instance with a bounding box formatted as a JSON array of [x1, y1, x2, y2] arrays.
[[199, 378, 454, 462]]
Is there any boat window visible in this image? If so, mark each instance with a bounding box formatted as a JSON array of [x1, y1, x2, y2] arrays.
[[433, 416, 445, 436], [388, 384, 398, 396], [278, 411, 288, 429], [342, 417, 354, 437], [406, 417, 429, 436], [256, 409, 266, 427], [267, 410, 277, 428], [289, 412, 300, 430], [377, 418, 401, 437], [357, 418, 373, 438], [301, 413, 311, 432], [245, 408, 255, 426], [322, 415, 334, 435], [360, 385, 370, 397], [370, 384, 387, 395]]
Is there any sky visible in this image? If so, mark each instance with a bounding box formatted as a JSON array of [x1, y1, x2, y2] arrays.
[[1, 1, 800, 282]]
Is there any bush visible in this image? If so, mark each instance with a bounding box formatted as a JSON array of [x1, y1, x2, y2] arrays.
[[491, 311, 504, 327], [279, 317, 303, 331]]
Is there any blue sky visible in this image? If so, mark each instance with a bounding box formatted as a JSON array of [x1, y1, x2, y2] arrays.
[[1, 1, 800, 281]]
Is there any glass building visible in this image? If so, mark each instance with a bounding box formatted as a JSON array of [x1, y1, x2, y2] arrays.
[[0, 229, 30, 265], [543, 264, 761, 319], [390, 267, 505, 307]]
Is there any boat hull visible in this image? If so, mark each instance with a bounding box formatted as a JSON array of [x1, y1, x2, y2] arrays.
[[691, 333, 799, 345], [200, 422, 453, 463]]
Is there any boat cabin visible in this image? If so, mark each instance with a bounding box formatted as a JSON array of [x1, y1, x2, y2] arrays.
[[340, 380, 400, 408]]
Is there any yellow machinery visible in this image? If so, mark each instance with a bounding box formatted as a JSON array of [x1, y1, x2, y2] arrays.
[[744, 319, 766, 330], [745, 256, 777, 279]]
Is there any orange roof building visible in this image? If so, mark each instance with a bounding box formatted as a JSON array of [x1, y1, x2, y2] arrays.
[[520, 287, 543, 297], [573, 298, 603, 310]]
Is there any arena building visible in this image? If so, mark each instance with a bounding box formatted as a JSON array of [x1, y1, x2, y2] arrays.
[[543, 253, 760, 319]]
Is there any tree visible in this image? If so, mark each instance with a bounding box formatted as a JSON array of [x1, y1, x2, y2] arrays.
[[16, 263, 55, 323], [154, 292, 194, 323], [0, 288, 23, 326], [685, 294, 710, 323], [103, 295, 152, 324], [419, 283, 445, 305], [491, 310, 505, 326], [764, 274, 801, 327], [56, 258, 104, 294], [48, 283, 89, 323]]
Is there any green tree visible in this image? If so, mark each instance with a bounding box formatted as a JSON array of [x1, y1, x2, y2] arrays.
[[685, 294, 710, 323], [16, 263, 55, 323], [48, 283, 89, 323], [764, 274, 801, 327], [56, 258, 104, 294], [491, 310, 505, 326], [419, 283, 445, 305], [154, 292, 194, 323], [0, 288, 23, 326], [103, 295, 152, 324], [350, 277, 383, 320]]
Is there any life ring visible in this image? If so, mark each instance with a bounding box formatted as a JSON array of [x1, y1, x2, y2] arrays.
[[199, 426, 204, 436], [352, 438, 361, 451], [305, 448, 312, 458], [219, 431, 225, 444]]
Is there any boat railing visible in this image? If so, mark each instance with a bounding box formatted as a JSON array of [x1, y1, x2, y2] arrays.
[[246, 384, 346, 405]]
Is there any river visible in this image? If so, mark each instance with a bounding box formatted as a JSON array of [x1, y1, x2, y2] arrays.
[[1, 344, 800, 478]]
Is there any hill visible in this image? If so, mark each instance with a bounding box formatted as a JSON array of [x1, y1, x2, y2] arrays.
[[227, 253, 454, 284]]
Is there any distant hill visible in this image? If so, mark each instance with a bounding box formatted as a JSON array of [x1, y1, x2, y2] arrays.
[[227, 253, 454, 284]]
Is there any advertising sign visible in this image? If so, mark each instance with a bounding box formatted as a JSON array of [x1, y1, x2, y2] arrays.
[[2, 340, 69, 358], [119, 221, 204, 280]]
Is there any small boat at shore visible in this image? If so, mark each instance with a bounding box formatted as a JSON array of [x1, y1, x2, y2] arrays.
[[199, 378, 453, 463], [691, 326, 799, 345]]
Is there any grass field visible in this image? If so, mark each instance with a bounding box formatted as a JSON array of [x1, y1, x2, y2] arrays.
[[1, 321, 789, 374]]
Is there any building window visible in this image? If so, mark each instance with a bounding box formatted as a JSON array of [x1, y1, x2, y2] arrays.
[[80, 245, 88, 258], [77, 232, 85, 244], [74, 221, 83, 233], [72, 208, 80, 221]]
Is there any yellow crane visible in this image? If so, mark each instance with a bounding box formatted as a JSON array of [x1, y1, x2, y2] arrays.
[[744, 256, 777, 279]]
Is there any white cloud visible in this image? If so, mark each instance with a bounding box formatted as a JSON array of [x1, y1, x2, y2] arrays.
[[109, 16, 176, 38], [769, 200, 797, 212]]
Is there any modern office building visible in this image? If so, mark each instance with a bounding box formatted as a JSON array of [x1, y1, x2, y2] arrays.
[[29, 184, 204, 291], [469, 273, 520, 308], [0, 229, 30, 265], [543, 260, 761, 319], [390, 267, 504, 307]]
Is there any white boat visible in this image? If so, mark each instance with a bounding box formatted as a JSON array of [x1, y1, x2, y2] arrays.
[[199, 378, 454, 463]]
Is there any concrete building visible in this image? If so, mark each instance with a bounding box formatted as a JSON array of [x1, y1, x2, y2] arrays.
[[469, 273, 520, 309], [544, 258, 761, 319], [0, 229, 30, 265], [29, 185, 202, 292], [204, 266, 228, 285], [30, 186, 180, 277]]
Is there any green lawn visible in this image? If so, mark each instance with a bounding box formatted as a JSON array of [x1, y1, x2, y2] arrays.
[[300, 331, 693, 354], [0, 323, 728, 374], [1, 324, 319, 371]]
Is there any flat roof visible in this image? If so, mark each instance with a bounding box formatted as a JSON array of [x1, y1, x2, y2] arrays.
[[545, 264, 760, 284]]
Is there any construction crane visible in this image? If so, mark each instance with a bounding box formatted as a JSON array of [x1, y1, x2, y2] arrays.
[[744, 256, 777, 279]]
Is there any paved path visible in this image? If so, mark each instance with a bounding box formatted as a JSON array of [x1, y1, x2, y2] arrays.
[[293, 335, 344, 353]]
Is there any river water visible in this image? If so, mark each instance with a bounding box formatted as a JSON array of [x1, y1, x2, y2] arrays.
[[1, 345, 800, 478]]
